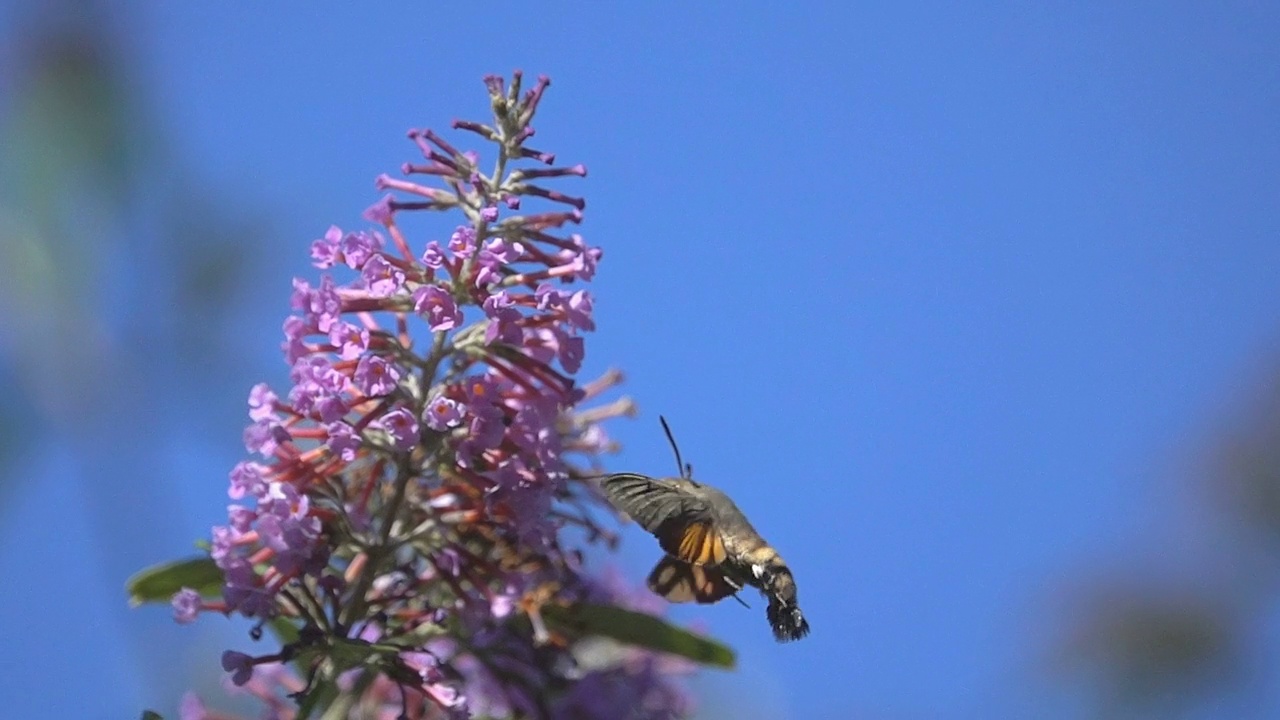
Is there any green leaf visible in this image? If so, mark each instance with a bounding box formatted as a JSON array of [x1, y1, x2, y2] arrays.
[[268, 616, 301, 645], [294, 678, 340, 720], [140, 712, 164, 720], [317, 678, 364, 720], [126, 556, 222, 607], [544, 602, 736, 669], [327, 637, 386, 674], [399, 620, 448, 646]]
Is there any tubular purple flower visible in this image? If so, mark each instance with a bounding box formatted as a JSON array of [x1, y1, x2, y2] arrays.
[[247, 383, 279, 421], [328, 321, 370, 361], [447, 225, 477, 258], [289, 277, 313, 311], [227, 461, 268, 500], [209, 526, 239, 564], [171, 587, 202, 624], [413, 284, 463, 331], [534, 283, 561, 310], [178, 692, 208, 720], [524, 326, 586, 374], [360, 253, 406, 297], [363, 194, 394, 224], [573, 422, 614, 455], [560, 234, 601, 281], [482, 292, 523, 345], [222, 572, 275, 619], [421, 240, 447, 269], [473, 261, 502, 289], [324, 421, 361, 461], [521, 74, 552, 122], [465, 406, 507, 450], [221, 651, 255, 687], [535, 284, 595, 332], [339, 230, 383, 270], [483, 73, 505, 98], [353, 354, 402, 397], [310, 225, 343, 268], [242, 418, 289, 457], [475, 238, 525, 288], [565, 289, 595, 331], [425, 394, 464, 431], [256, 504, 322, 575], [461, 373, 501, 406], [289, 356, 348, 415], [227, 505, 255, 533], [376, 405, 420, 451], [281, 315, 311, 365], [291, 275, 341, 335], [315, 394, 348, 423], [559, 333, 586, 373]]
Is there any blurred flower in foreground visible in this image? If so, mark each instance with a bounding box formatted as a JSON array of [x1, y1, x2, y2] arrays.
[[130, 72, 733, 720]]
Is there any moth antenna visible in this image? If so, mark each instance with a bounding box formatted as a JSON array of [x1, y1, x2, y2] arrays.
[[659, 415, 689, 479], [731, 592, 751, 609]]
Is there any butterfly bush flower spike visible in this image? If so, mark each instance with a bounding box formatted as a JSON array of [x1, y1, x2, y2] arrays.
[[156, 72, 716, 719]]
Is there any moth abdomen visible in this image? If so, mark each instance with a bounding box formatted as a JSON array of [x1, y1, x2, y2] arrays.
[[743, 548, 808, 642], [740, 543, 780, 569]]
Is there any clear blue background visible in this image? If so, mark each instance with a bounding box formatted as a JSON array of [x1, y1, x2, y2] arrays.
[[2, 2, 1279, 718]]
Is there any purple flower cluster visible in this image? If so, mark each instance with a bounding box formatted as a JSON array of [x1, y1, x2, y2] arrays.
[[176, 574, 696, 720], [169, 73, 697, 719]]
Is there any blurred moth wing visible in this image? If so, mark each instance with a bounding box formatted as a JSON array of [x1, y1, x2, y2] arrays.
[[646, 556, 739, 604]]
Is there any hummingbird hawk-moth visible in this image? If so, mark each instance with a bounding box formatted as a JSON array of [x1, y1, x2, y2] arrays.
[[599, 418, 810, 642]]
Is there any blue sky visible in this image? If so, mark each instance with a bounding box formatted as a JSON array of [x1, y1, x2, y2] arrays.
[[2, 2, 1279, 718]]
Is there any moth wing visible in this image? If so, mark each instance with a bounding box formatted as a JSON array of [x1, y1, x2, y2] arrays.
[[658, 518, 728, 566], [601, 473, 727, 565], [600, 473, 712, 533], [646, 557, 738, 604]]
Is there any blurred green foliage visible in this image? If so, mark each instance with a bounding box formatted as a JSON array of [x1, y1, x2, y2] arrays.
[[0, 0, 266, 710]]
